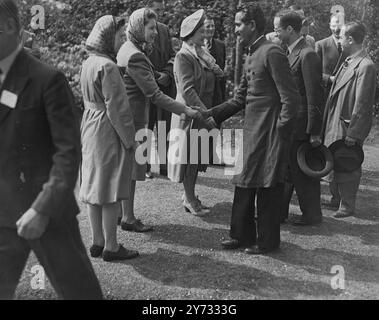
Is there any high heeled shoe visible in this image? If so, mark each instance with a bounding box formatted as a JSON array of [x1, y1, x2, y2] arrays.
[[182, 194, 210, 211], [183, 198, 210, 216]]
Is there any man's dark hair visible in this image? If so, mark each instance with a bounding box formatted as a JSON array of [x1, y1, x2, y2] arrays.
[[145, 0, 163, 7], [344, 21, 366, 45], [237, 2, 266, 35], [276, 10, 302, 33], [0, 0, 21, 32]]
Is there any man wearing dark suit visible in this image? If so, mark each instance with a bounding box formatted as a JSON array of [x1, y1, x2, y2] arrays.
[[204, 16, 227, 105], [146, 0, 176, 177], [200, 3, 299, 254], [315, 14, 347, 95], [275, 11, 325, 226], [0, 0, 102, 299]]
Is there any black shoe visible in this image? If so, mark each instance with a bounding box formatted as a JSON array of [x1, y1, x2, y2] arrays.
[[244, 245, 275, 255], [89, 245, 104, 258], [221, 239, 243, 250], [292, 218, 322, 226], [102, 245, 139, 262], [334, 211, 354, 218], [121, 219, 154, 233]]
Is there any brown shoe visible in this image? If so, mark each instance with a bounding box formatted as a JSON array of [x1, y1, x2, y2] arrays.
[[121, 219, 154, 233]]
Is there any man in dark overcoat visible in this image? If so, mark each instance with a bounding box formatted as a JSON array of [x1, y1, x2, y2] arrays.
[[201, 3, 300, 254]]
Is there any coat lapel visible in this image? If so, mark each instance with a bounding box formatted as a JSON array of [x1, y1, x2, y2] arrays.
[[330, 51, 367, 98], [0, 49, 30, 123], [288, 38, 306, 69]]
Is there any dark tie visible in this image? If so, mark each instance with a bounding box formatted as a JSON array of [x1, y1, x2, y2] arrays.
[[337, 42, 342, 54]]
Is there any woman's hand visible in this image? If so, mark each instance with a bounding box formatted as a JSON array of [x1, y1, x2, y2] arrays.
[[184, 106, 202, 120], [189, 106, 213, 119]]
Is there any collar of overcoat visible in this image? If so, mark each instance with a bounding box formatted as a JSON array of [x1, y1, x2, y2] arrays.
[[329, 49, 368, 99], [0, 49, 30, 124], [247, 35, 266, 55]]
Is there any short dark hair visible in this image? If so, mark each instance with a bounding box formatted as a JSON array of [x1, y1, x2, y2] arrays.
[[237, 2, 266, 35], [276, 10, 302, 33], [0, 0, 21, 32], [344, 21, 366, 44]]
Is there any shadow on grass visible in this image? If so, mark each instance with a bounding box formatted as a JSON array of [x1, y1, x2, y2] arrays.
[[275, 242, 379, 283], [283, 216, 379, 246], [125, 248, 336, 299]]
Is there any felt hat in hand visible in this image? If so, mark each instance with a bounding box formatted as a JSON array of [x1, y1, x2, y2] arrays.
[[328, 139, 364, 173], [297, 142, 334, 178]]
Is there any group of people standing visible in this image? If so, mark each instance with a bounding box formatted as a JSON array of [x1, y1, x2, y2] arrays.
[[0, 0, 376, 299]]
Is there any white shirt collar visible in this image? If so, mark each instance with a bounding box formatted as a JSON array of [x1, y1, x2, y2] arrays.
[[288, 36, 303, 54], [0, 45, 22, 83]]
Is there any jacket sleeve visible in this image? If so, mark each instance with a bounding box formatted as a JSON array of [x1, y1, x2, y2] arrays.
[[174, 52, 206, 109], [347, 63, 376, 142], [301, 50, 325, 136], [101, 62, 136, 149], [31, 71, 80, 219], [211, 71, 247, 124], [128, 52, 187, 115], [266, 47, 300, 139]]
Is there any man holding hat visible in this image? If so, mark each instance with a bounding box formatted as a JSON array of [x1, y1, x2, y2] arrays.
[[200, 3, 299, 254], [275, 10, 325, 226], [0, 0, 102, 299], [323, 22, 376, 218]]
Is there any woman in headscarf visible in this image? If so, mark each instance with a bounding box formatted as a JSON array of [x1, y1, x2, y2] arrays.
[[80, 15, 139, 262], [117, 8, 201, 232], [167, 9, 224, 216]]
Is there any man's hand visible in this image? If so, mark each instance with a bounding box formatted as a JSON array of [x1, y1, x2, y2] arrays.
[[329, 76, 336, 84], [310, 135, 322, 148], [156, 72, 171, 87], [190, 106, 213, 119], [16, 208, 49, 240], [345, 136, 357, 147], [205, 116, 218, 129]]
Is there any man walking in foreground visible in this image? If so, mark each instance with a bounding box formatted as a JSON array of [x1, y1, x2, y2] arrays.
[[0, 0, 103, 299]]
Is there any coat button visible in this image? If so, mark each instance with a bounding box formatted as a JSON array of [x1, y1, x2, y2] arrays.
[[20, 172, 26, 184]]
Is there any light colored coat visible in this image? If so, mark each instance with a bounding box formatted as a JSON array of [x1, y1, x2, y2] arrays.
[[323, 50, 376, 148]]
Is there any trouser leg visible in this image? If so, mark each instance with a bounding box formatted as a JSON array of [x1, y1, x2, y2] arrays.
[[337, 168, 362, 215], [329, 174, 341, 205], [0, 228, 30, 300], [290, 140, 322, 222], [30, 218, 103, 300], [230, 186, 257, 246], [280, 182, 294, 221], [256, 183, 284, 251]]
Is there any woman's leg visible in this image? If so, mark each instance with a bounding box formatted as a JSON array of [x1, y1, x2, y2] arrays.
[[87, 204, 104, 247], [183, 164, 199, 203], [102, 202, 121, 252], [121, 180, 136, 224]]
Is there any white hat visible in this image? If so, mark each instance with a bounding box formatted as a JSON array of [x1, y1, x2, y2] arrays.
[[180, 9, 205, 39]]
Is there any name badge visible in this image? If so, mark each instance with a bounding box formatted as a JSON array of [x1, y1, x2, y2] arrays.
[[0, 90, 18, 109]]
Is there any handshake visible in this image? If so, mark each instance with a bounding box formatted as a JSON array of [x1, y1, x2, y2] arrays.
[[185, 105, 217, 129]]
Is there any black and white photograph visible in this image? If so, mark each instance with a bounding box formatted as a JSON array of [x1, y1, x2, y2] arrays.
[[0, 0, 378, 306]]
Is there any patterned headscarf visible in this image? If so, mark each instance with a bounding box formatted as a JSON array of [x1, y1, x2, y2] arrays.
[[126, 8, 154, 55], [86, 15, 119, 62]]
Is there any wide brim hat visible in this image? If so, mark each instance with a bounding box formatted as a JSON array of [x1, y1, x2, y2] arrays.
[[328, 139, 364, 173], [297, 142, 334, 178], [180, 9, 205, 39]]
